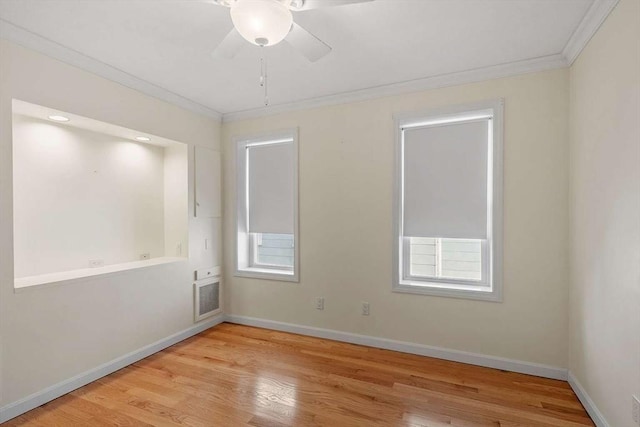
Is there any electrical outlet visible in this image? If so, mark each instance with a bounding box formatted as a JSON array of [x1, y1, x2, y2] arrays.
[[315, 297, 324, 310], [140, 253, 150, 260], [633, 395, 639, 424], [88, 259, 104, 268], [362, 302, 370, 316]]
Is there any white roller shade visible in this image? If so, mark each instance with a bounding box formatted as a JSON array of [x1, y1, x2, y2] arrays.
[[247, 141, 294, 234], [403, 119, 489, 239]]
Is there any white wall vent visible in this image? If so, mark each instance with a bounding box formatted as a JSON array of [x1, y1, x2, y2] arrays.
[[194, 278, 221, 322]]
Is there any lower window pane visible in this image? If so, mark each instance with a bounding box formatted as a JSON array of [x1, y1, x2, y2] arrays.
[[255, 233, 294, 267], [409, 237, 482, 281]]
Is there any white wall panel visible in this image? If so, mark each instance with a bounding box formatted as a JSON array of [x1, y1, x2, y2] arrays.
[[195, 146, 221, 218]]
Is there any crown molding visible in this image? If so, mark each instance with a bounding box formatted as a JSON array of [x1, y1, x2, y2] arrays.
[[1, 0, 618, 124], [222, 54, 568, 122], [0, 19, 223, 121], [223, 0, 620, 123], [562, 0, 620, 65]]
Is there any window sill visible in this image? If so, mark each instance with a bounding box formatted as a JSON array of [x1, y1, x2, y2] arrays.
[[393, 281, 502, 302], [235, 267, 298, 283], [14, 257, 187, 293]]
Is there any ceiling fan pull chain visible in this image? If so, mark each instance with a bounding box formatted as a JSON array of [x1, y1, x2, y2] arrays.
[[264, 51, 269, 106], [258, 48, 269, 106], [259, 56, 265, 87]]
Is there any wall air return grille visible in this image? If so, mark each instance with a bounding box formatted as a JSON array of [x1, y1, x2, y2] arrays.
[[194, 278, 220, 322]]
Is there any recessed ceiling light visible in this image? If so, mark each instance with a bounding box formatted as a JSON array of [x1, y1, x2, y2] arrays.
[[48, 115, 70, 122], [135, 136, 151, 142]]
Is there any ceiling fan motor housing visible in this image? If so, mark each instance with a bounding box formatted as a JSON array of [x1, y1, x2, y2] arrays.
[[230, 0, 293, 47]]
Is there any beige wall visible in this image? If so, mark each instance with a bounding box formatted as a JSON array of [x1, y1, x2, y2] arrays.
[[8, 5, 638, 419], [569, 0, 640, 426], [223, 68, 570, 368], [1, 1, 636, 420], [0, 40, 221, 406]]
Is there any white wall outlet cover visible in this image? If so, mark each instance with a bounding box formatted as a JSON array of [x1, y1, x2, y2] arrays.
[[315, 297, 324, 310], [632, 395, 640, 424]]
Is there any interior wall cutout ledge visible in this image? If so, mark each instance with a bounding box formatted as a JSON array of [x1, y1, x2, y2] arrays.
[[14, 257, 186, 292], [11, 99, 191, 294]]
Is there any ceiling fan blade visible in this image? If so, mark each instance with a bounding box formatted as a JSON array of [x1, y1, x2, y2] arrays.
[[212, 28, 245, 59], [192, 0, 235, 6], [211, 0, 236, 7], [289, 0, 374, 11], [285, 22, 332, 62]]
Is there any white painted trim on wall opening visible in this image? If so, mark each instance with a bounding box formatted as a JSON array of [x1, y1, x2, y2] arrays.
[[233, 129, 300, 283], [224, 314, 568, 381], [568, 372, 611, 427], [0, 315, 225, 424], [392, 99, 504, 303]]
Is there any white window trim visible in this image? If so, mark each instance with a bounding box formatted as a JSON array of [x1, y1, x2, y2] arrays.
[[392, 99, 504, 302], [234, 129, 300, 282]]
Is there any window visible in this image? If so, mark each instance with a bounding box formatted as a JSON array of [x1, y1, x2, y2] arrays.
[[393, 100, 503, 301], [408, 237, 482, 281], [235, 130, 299, 281], [252, 233, 295, 269]]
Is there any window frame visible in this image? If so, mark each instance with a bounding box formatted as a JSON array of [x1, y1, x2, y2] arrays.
[[392, 100, 504, 302], [234, 129, 299, 282]]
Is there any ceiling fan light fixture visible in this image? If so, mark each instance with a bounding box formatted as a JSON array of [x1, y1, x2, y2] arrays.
[[230, 0, 293, 47]]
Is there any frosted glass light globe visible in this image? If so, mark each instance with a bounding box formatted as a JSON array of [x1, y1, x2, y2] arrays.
[[231, 0, 293, 46]]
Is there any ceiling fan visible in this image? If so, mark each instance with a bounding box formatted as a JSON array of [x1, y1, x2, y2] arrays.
[[211, 0, 374, 62]]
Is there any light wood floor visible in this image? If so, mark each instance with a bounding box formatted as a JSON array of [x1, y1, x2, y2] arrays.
[[5, 323, 593, 426]]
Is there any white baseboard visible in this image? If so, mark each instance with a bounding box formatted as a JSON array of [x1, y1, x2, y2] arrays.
[[568, 371, 610, 427], [224, 314, 568, 381], [0, 313, 574, 424], [0, 315, 224, 424]]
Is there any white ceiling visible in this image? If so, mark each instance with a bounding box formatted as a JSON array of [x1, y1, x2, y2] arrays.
[[0, 0, 597, 117]]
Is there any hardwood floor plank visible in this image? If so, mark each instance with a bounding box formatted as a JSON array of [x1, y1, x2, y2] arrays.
[[196, 337, 580, 418], [393, 382, 592, 426], [2, 323, 593, 426], [206, 327, 577, 401]]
